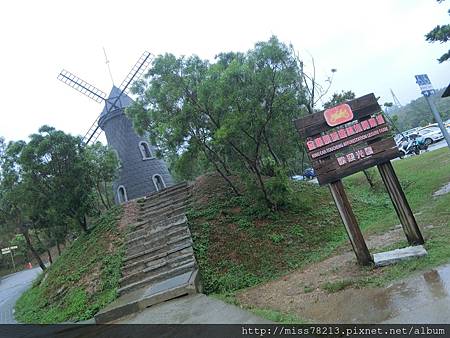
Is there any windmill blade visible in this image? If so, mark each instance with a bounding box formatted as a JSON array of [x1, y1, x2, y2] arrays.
[[82, 115, 104, 145], [58, 70, 107, 103], [118, 51, 152, 96]]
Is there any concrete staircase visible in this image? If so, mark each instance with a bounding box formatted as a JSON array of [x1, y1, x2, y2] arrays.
[[95, 182, 200, 323]]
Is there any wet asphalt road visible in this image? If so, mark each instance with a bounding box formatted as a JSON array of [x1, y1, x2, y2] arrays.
[[0, 267, 41, 323], [428, 138, 449, 152]]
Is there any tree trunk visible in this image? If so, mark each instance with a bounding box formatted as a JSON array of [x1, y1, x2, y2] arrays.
[[104, 181, 112, 209], [47, 249, 53, 265], [56, 241, 61, 256], [96, 182, 109, 210], [263, 130, 280, 166], [80, 216, 89, 233], [201, 147, 241, 196], [253, 164, 274, 210], [363, 170, 375, 189], [22, 229, 46, 271]]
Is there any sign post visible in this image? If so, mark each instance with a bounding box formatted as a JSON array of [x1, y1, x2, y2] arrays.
[[2, 246, 18, 272], [329, 180, 372, 265], [415, 74, 450, 150], [294, 93, 425, 266]]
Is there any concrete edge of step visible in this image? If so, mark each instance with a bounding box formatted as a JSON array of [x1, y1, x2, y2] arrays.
[[95, 269, 201, 324]]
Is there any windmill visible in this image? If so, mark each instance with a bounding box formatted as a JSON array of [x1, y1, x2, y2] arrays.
[[58, 51, 174, 204]]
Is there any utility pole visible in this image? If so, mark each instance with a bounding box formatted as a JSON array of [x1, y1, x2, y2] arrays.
[[424, 95, 450, 149], [415, 74, 450, 150]]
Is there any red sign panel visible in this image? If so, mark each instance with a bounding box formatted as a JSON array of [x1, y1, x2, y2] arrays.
[[324, 104, 354, 127]]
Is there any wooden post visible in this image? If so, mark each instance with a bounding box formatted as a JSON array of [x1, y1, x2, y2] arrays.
[[377, 161, 424, 245], [329, 180, 373, 266]]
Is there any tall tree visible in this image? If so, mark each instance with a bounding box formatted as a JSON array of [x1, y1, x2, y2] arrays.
[[0, 126, 118, 270], [425, 0, 450, 63], [323, 90, 356, 109], [128, 36, 309, 209]]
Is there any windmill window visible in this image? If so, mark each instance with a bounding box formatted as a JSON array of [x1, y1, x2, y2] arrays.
[[139, 141, 153, 159], [152, 174, 166, 192], [117, 185, 128, 203]]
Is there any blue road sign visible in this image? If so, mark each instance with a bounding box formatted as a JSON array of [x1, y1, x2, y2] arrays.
[[415, 74, 435, 97]]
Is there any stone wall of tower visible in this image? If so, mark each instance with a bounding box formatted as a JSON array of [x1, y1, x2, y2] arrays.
[[99, 109, 174, 204]]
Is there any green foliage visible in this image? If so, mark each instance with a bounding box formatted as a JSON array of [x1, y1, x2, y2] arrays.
[[390, 88, 450, 131], [321, 280, 353, 293], [269, 233, 284, 243], [188, 175, 346, 296], [303, 285, 314, 293], [14, 207, 125, 323], [10, 234, 28, 259], [290, 224, 304, 237], [0, 126, 119, 269], [189, 147, 450, 305], [128, 36, 309, 209], [191, 149, 450, 322], [425, 0, 450, 63], [323, 90, 356, 109], [248, 307, 306, 324]]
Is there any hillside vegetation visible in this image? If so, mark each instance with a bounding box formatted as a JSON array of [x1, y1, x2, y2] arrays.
[[188, 147, 450, 301], [15, 207, 125, 323], [188, 174, 346, 296], [391, 88, 450, 131]]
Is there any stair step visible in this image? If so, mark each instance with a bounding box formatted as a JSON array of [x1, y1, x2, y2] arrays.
[[124, 243, 166, 263], [126, 214, 187, 247], [148, 215, 188, 235], [123, 242, 194, 274], [143, 255, 195, 274], [124, 237, 193, 265], [126, 225, 189, 256], [139, 191, 190, 214], [138, 200, 187, 220], [138, 183, 188, 206], [132, 206, 187, 231], [126, 228, 146, 242], [167, 233, 192, 245], [118, 261, 196, 296]]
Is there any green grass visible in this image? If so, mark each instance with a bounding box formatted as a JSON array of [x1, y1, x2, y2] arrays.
[[15, 207, 125, 323], [189, 148, 450, 321], [188, 176, 347, 296], [346, 148, 450, 235], [343, 148, 450, 287], [321, 279, 354, 293], [211, 293, 306, 323]]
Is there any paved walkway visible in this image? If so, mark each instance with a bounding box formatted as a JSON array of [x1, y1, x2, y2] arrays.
[[117, 294, 271, 324], [0, 267, 41, 323]]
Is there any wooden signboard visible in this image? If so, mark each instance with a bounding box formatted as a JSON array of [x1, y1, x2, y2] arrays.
[[294, 94, 424, 266], [295, 94, 400, 185]]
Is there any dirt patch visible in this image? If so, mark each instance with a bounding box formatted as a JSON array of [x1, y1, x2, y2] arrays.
[[236, 226, 422, 322], [80, 263, 102, 295], [117, 201, 140, 231]]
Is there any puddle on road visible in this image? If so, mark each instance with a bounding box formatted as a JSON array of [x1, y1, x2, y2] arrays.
[[305, 264, 450, 323]]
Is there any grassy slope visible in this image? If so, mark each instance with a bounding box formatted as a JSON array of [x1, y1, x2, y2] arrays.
[[15, 207, 125, 323], [188, 148, 450, 321], [188, 174, 346, 296], [345, 147, 450, 286]]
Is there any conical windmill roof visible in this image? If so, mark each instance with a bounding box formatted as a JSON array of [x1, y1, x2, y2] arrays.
[[100, 85, 134, 117]]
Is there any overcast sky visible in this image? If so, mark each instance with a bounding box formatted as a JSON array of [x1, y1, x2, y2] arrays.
[[0, 0, 449, 143]]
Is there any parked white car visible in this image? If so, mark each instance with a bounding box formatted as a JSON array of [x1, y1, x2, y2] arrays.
[[417, 126, 444, 145]]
